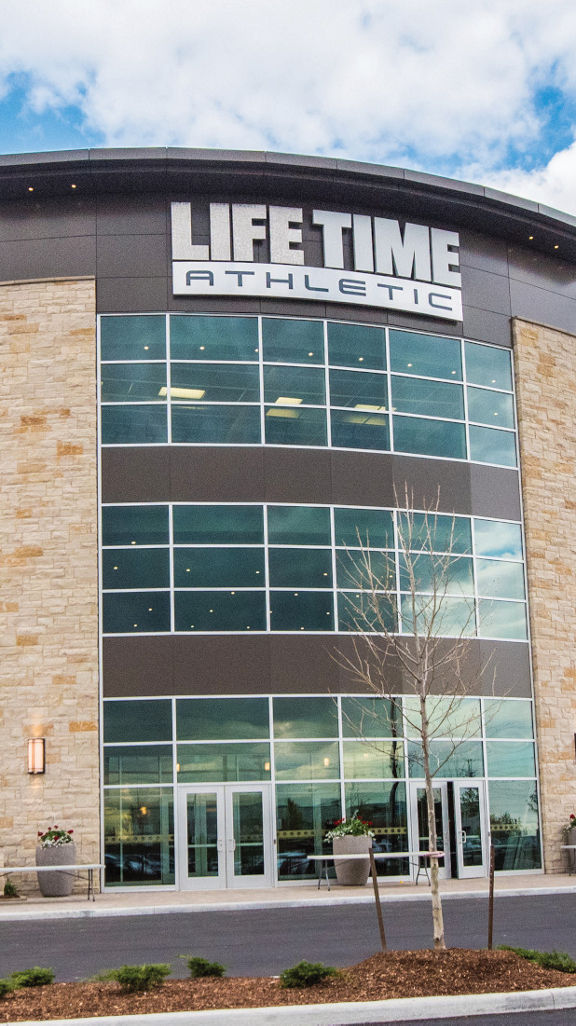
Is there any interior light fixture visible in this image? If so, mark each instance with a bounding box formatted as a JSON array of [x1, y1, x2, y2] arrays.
[[275, 396, 303, 406], [158, 386, 206, 399], [528, 235, 534, 241], [27, 737, 45, 774], [554, 244, 559, 250], [27, 186, 34, 193], [354, 404, 386, 413]]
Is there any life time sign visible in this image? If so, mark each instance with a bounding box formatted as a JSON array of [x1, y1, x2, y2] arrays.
[[171, 202, 462, 321]]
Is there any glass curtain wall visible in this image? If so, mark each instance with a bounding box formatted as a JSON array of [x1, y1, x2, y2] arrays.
[[103, 695, 541, 885]]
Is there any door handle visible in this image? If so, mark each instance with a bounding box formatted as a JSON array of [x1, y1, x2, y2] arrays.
[[217, 839, 225, 852], [461, 830, 467, 844], [227, 838, 236, 852]]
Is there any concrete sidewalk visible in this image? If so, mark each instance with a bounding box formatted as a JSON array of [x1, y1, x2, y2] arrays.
[[1, 871, 575, 920]]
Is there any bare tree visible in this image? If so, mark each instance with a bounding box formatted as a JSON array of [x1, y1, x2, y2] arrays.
[[336, 486, 493, 951]]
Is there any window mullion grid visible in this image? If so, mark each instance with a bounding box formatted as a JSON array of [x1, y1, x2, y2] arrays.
[[337, 697, 346, 821], [393, 508, 403, 635], [323, 321, 332, 448], [385, 327, 394, 453], [258, 317, 265, 444], [329, 506, 339, 632], [166, 314, 172, 444], [461, 336, 471, 462], [169, 504, 175, 633], [264, 504, 271, 631], [470, 515, 481, 638]]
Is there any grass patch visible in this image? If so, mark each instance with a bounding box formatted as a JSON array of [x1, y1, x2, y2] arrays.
[[497, 945, 576, 974]]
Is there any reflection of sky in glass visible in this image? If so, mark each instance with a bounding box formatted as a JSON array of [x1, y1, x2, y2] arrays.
[[404, 697, 481, 739], [399, 553, 473, 595], [484, 699, 533, 739], [473, 520, 523, 560], [486, 741, 535, 777], [475, 559, 526, 599], [274, 741, 340, 780], [478, 599, 527, 640], [401, 595, 476, 637], [408, 740, 484, 778], [488, 780, 539, 832], [343, 740, 404, 779], [273, 697, 338, 739]]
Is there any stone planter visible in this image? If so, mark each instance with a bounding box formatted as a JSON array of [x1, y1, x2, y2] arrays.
[[565, 827, 576, 873], [333, 835, 372, 886], [36, 843, 76, 897]]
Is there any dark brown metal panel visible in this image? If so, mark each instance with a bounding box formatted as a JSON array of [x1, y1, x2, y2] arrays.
[[391, 456, 472, 515], [169, 447, 265, 502], [470, 465, 522, 521], [329, 451, 395, 507], [171, 636, 271, 694], [263, 449, 332, 503], [101, 448, 171, 502], [102, 637, 175, 696]]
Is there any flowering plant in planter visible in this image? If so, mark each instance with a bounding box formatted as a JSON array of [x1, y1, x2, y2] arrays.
[[562, 814, 576, 839], [37, 826, 74, 848], [324, 815, 374, 842]]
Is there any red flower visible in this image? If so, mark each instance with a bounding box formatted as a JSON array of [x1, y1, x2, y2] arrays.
[[37, 831, 43, 837], [53, 825, 58, 829], [571, 815, 575, 820], [68, 830, 74, 835]]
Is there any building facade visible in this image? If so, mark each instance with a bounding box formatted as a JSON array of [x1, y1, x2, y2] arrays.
[[2, 149, 576, 890]]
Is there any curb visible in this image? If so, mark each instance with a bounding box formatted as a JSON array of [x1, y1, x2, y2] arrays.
[[6, 986, 576, 1025], [2, 884, 576, 922]]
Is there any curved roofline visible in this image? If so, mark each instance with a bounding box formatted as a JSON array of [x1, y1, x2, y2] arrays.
[[0, 147, 575, 259]]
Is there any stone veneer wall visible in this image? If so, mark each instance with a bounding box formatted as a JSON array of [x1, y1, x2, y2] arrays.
[[0, 278, 99, 888], [513, 317, 576, 873]]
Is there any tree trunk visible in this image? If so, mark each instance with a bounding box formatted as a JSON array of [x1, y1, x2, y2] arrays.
[[421, 696, 446, 950]]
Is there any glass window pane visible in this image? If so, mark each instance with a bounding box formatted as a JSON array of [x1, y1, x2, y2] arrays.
[[475, 558, 525, 600], [399, 512, 472, 554], [175, 591, 266, 631], [171, 363, 260, 402], [486, 741, 536, 777], [101, 315, 166, 361], [334, 508, 394, 549], [401, 595, 476, 637], [269, 548, 332, 588], [174, 547, 265, 587], [469, 426, 517, 467], [276, 783, 341, 880], [265, 406, 327, 446], [337, 549, 395, 590], [408, 739, 484, 777], [103, 548, 170, 590], [399, 553, 473, 595], [275, 741, 340, 779], [177, 743, 270, 782], [345, 782, 408, 872], [102, 505, 169, 546], [474, 520, 523, 560], [101, 364, 167, 402], [104, 787, 174, 886], [489, 780, 541, 870], [393, 416, 466, 459], [331, 409, 389, 451], [170, 315, 259, 361], [343, 740, 404, 779], [172, 404, 261, 443], [177, 698, 269, 740], [262, 318, 324, 364], [338, 592, 397, 633], [390, 330, 462, 380], [273, 697, 338, 739], [174, 505, 263, 545], [103, 592, 170, 633], [104, 699, 173, 743], [391, 377, 464, 419], [341, 697, 403, 738], [268, 506, 331, 546], [465, 341, 512, 391], [328, 322, 386, 370], [104, 745, 173, 785], [484, 699, 534, 739], [329, 369, 387, 408], [478, 599, 528, 640], [467, 387, 514, 429], [404, 697, 481, 739], [102, 405, 167, 444], [269, 591, 334, 631], [264, 365, 325, 405]]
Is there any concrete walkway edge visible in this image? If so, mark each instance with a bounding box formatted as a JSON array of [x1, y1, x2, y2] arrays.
[[7, 986, 576, 1026]]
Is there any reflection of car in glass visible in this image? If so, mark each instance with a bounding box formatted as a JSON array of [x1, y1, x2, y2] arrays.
[[277, 851, 313, 876], [105, 851, 165, 881]]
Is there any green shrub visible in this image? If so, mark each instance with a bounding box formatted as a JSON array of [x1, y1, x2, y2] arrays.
[[106, 964, 171, 993], [0, 980, 13, 999], [187, 957, 226, 979], [3, 878, 19, 898], [10, 967, 54, 988], [498, 945, 576, 974], [279, 960, 340, 989]]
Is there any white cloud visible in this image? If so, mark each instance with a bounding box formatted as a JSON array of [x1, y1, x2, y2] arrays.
[[0, 0, 576, 211]]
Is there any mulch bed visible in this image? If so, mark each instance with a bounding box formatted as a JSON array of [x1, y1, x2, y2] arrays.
[[1, 948, 574, 1021]]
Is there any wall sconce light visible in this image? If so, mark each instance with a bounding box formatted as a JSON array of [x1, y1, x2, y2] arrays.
[[27, 738, 45, 775]]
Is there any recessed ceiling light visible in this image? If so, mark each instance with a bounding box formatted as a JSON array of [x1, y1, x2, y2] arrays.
[[554, 244, 559, 250], [71, 183, 77, 189], [28, 186, 34, 192]]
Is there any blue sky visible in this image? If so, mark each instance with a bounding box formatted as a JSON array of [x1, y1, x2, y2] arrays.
[[1, 1, 576, 213]]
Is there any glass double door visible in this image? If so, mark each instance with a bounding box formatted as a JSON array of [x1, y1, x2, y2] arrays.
[[178, 784, 273, 889], [409, 779, 487, 879]]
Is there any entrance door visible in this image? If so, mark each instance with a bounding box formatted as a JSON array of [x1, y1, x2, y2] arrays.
[[178, 784, 273, 889], [453, 780, 487, 879], [409, 781, 450, 880]]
